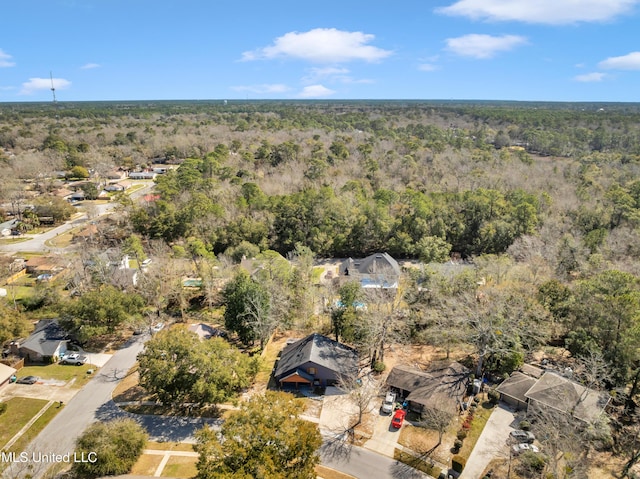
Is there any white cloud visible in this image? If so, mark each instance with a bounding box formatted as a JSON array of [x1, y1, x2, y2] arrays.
[[242, 28, 392, 63], [20, 77, 71, 95], [418, 63, 440, 71], [574, 72, 607, 82], [230, 84, 290, 94], [297, 84, 336, 98], [598, 51, 640, 70], [80, 63, 100, 70], [437, 0, 639, 24], [0, 49, 15, 67], [445, 34, 527, 59], [305, 67, 350, 79], [302, 67, 372, 84]]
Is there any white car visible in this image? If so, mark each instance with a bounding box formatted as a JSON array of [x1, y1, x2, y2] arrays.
[[61, 353, 88, 366], [512, 443, 540, 455], [381, 391, 396, 414]]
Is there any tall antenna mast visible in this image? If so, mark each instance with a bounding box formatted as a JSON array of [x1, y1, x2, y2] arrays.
[[50, 71, 59, 121], [50, 71, 57, 103]]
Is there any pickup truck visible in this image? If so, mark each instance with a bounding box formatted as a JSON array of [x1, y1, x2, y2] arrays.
[[60, 353, 88, 365]]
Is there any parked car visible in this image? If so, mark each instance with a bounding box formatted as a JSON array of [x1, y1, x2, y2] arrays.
[[510, 430, 535, 444], [391, 409, 406, 429], [61, 353, 88, 365], [381, 391, 396, 414], [151, 322, 165, 333], [512, 443, 540, 455], [16, 376, 39, 384]]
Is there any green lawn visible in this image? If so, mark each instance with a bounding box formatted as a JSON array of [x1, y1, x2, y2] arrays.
[[0, 397, 50, 448], [18, 363, 97, 388], [3, 402, 62, 454], [161, 456, 198, 478], [0, 237, 29, 244]]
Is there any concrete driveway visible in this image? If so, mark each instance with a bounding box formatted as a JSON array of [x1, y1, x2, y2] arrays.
[[460, 404, 516, 478], [363, 411, 402, 457], [319, 387, 360, 433]]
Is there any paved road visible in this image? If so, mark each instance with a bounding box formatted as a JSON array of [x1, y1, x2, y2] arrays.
[[0, 182, 153, 254], [2, 335, 146, 479], [320, 436, 430, 479]]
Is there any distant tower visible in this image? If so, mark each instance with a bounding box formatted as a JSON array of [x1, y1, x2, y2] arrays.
[[50, 71, 59, 121], [50, 71, 57, 103]]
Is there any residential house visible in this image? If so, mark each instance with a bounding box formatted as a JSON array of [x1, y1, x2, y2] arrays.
[[496, 371, 538, 410], [69, 190, 85, 202], [152, 166, 171, 174], [104, 181, 131, 192], [18, 319, 68, 363], [188, 323, 226, 340], [386, 361, 470, 416], [0, 363, 17, 389], [339, 252, 401, 289], [496, 368, 610, 423], [128, 171, 156, 180], [274, 333, 358, 389], [25, 257, 59, 276], [105, 170, 128, 181]]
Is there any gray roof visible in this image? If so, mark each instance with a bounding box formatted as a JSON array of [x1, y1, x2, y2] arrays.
[[188, 323, 217, 340], [387, 362, 470, 415], [274, 333, 358, 379], [525, 371, 610, 423], [496, 371, 537, 403], [20, 319, 68, 357], [341, 252, 400, 278]]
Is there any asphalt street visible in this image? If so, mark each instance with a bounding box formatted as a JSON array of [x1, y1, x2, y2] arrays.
[[2, 335, 148, 479], [320, 436, 430, 479]]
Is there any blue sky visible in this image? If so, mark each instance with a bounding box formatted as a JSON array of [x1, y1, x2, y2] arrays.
[[1, 0, 640, 102]]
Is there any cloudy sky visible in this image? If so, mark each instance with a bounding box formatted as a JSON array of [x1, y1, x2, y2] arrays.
[[1, 0, 639, 101]]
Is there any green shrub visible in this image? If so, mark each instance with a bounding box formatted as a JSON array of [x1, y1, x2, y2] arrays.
[[453, 439, 463, 450], [488, 388, 500, 403], [519, 420, 531, 431], [452, 455, 466, 472], [0, 401, 7, 415], [373, 361, 386, 373], [456, 429, 467, 440]]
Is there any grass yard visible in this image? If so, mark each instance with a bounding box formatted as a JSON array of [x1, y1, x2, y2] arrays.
[[253, 334, 289, 392], [145, 441, 194, 452], [44, 229, 78, 248], [130, 454, 164, 476], [0, 237, 29, 244], [0, 397, 50, 448], [161, 456, 198, 478], [316, 465, 357, 479], [3, 402, 62, 456], [18, 363, 96, 388]]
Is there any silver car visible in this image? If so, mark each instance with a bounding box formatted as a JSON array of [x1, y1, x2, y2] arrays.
[[381, 391, 396, 414]]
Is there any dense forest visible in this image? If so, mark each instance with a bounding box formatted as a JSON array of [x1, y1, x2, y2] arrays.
[[4, 100, 640, 474]]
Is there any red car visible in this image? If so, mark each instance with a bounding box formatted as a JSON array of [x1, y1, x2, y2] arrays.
[[391, 409, 406, 429]]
